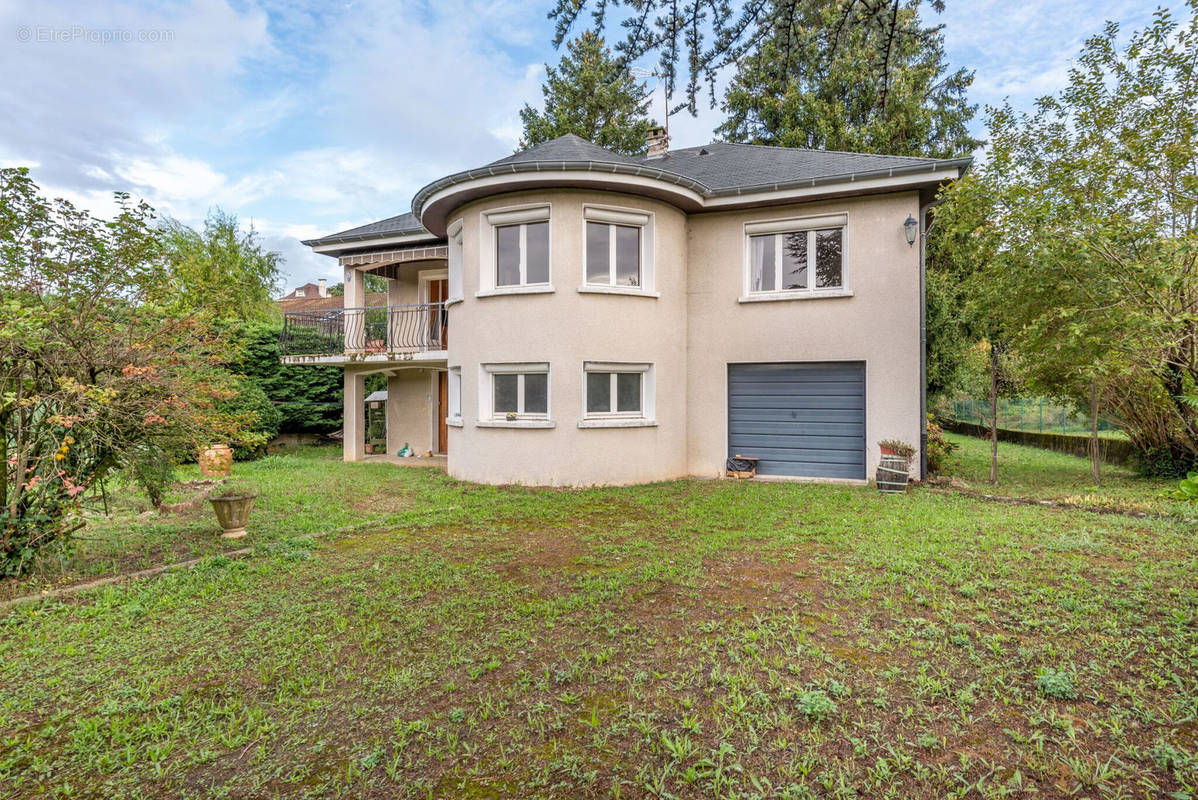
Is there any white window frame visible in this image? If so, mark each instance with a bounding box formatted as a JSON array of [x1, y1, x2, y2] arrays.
[[477, 362, 555, 428], [478, 204, 553, 296], [740, 213, 851, 302], [446, 219, 464, 304], [446, 366, 463, 427], [578, 361, 657, 428], [580, 205, 656, 296]]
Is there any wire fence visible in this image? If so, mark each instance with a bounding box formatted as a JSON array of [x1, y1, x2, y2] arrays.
[[949, 397, 1126, 439]]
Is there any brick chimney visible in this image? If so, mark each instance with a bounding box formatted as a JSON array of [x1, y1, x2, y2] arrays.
[[317, 278, 328, 297], [645, 126, 669, 158]]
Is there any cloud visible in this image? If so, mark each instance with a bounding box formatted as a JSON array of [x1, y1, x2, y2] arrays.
[[0, 0, 272, 193]]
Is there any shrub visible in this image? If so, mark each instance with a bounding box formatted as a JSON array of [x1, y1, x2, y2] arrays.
[[925, 414, 956, 474], [1035, 668, 1077, 700], [231, 322, 343, 434], [1136, 444, 1198, 479], [217, 379, 282, 461]]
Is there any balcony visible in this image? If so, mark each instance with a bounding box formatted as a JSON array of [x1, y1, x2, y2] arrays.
[[280, 303, 447, 364]]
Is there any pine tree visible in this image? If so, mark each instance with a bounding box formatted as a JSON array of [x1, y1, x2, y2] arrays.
[[520, 32, 657, 156], [717, 0, 979, 158]]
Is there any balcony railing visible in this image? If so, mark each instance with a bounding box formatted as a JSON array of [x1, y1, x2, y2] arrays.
[[280, 303, 448, 357]]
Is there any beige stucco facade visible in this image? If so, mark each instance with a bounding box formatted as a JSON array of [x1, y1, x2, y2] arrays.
[[685, 191, 923, 480], [445, 189, 689, 485], [305, 170, 949, 485]]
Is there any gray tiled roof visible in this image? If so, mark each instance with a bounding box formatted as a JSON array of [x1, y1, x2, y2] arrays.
[[485, 133, 643, 168], [635, 141, 960, 194], [302, 212, 429, 247], [307, 135, 970, 249]]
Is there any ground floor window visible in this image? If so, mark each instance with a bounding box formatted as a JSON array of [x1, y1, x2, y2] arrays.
[[582, 362, 653, 420], [447, 366, 462, 422], [480, 362, 550, 420]]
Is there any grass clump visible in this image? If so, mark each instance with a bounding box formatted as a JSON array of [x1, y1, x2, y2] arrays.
[[795, 689, 837, 721], [1036, 667, 1078, 700]]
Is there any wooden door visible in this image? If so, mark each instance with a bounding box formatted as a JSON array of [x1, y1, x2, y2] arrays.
[[428, 279, 449, 349], [437, 371, 449, 454]]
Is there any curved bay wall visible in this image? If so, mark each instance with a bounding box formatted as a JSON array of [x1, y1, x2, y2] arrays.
[[446, 189, 688, 486]]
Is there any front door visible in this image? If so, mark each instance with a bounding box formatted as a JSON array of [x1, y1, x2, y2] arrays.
[[437, 371, 449, 454], [428, 278, 449, 349]]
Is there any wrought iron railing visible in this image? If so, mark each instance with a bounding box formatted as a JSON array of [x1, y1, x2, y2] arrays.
[[280, 303, 448, 357]]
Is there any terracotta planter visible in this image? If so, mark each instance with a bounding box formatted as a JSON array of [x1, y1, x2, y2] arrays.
[[199, 444, 233, 477], [209, 492, 257, 539]]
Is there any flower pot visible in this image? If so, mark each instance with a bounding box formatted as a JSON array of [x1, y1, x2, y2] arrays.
[[199, 444, 233, 477], [209, 492, 257, 539]]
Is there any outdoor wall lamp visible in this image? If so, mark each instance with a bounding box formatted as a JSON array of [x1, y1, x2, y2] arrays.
[[903, 214, 919, 246]]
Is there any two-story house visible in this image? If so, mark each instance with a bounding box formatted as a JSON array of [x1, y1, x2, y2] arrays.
[[283, 132, 970, 485]]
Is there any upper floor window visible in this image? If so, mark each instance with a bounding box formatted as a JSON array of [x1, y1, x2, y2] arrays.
[[744, 214, 847, 297], [582, 206, 654, 294], [497, 221, 549, 287], [447, 219, 464, 301], [586, 222, 640, 286], [479, 204, 552, 295]]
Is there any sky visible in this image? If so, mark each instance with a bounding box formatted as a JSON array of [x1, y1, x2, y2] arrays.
[[0, 0, 1185, 291]]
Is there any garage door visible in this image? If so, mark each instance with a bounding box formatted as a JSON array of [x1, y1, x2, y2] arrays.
[[728, 362, 866, 479]]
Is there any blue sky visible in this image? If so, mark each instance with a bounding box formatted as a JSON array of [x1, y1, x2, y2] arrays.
[[0, 0, 1185, 290]]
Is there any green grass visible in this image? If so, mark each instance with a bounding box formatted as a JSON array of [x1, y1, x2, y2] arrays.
[[944, 433, 1189, 517], [2, 443, 1196, 798], [1, 446, 438, 599]]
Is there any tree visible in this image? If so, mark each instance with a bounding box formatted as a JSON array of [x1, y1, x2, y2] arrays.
[[549, 0, 956, 116], [0, 169, 243, 575], [520, 31, 657, 156], [161, 209, 282, 321], [718, 0, 979, 158], [935, 4, 1198, 476], [328, 273, 388, 296]]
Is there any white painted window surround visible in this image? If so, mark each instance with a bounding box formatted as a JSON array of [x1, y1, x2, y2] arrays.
[[477, 362, 555, 428], [741, 213, 852, 302], [579, 361, 657, 429], [580, 205, 656, 296], [446, 366, 463, 427], [446, 219, 464, 304], [477, 204, 553, 297]]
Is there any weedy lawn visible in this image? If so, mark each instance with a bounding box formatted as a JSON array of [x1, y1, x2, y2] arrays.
[[1, 441, 1195, 798]]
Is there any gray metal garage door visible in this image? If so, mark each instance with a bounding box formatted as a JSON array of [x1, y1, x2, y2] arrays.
[[728, 362, 866, 479]]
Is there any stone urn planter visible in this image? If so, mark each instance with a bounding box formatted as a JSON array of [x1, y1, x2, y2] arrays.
[[199, 444, 233, 477], [209, 490, 258, 539]]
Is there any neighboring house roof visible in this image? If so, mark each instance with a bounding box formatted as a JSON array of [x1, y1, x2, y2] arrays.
[[305, 134, 972, 248], [280, 281, 326, 300], [276, 292, 388, 312]]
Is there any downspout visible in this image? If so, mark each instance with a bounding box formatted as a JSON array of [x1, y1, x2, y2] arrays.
[[919, 198, 939, 482]]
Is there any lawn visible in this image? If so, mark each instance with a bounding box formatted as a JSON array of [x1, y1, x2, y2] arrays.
[[944, 433, 1188, 517], [1, 442, 1195, 798]]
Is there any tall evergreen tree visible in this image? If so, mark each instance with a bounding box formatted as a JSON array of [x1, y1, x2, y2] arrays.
[[717, 0, 979, 157], [520, 31, 657, 156]]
